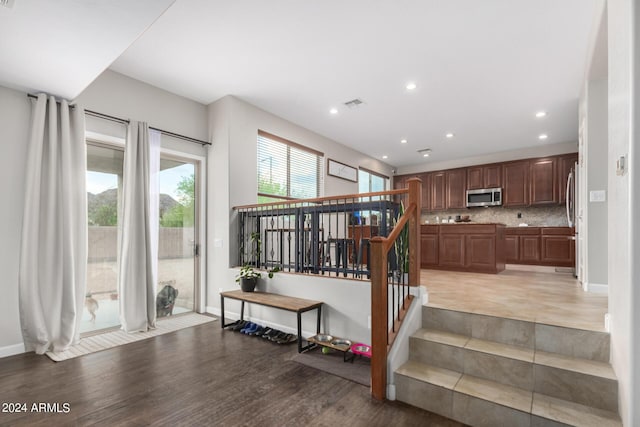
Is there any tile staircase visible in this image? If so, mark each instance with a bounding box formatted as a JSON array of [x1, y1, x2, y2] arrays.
[[395, 306, 622, 427]]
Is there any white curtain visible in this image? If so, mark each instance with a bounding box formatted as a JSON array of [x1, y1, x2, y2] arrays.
[[19, 94, 87, 354], [118, 122, 160, 332]]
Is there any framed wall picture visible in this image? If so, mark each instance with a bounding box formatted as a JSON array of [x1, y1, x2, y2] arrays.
[[327, 159, 358, 182]]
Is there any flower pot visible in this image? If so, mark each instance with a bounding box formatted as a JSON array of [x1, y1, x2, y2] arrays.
[[240, 277, 258, 292]]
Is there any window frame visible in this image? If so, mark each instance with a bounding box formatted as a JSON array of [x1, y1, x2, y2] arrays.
[[257, 130, 324, 202], [358, 166, 390, 193]]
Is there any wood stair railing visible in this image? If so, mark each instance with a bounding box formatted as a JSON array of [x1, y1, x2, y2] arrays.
[[370, 178, 422, 400]]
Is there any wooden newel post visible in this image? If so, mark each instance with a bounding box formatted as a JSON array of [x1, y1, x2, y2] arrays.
[[370, 235, 388, 400], [407, 178, 422, 287]]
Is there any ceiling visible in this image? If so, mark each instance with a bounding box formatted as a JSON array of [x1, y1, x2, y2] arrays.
[[1, 0, 601, 168]]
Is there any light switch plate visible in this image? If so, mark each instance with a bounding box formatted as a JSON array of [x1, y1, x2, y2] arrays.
[[589, 190, 606, 202]]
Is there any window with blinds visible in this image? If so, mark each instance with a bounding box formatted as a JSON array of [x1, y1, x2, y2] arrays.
[[257, 130, 323, 203]]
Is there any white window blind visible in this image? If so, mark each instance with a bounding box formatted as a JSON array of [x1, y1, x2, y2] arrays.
[[257, 130, 323, 202]]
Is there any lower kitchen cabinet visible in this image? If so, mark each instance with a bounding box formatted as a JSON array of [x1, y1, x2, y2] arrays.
[[505, 227, 574, 267], [520, 236, 541, 263], [421, 224, 505, 274], [420, 230, 438, 267]]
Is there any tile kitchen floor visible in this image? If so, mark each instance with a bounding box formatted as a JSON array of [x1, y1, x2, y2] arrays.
[[421, 265, 608, 332]]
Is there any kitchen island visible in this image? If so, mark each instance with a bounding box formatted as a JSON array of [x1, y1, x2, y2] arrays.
[[421, 223, 506, 274]]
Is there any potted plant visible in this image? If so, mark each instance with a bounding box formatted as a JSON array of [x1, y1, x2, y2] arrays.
[[235, 265, 281, 292], [236, 265, 262, 292], [393, 201, 409, 283]]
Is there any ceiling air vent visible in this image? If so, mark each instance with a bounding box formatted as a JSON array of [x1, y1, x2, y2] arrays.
[[0, 0, 15, 8], [418, 148, 432, 158], [344, 98, 365, 109]]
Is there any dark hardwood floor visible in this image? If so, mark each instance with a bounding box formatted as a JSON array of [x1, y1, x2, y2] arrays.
[[0, 317, 464, 426]]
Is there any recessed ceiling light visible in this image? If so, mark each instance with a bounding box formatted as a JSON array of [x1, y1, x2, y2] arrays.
[[400, 139, 408, 144], [538, 134, 548, 140], [423, 153, 430, 157], [535, 111, 547, 118], [382, 155, 388, 159], [329, 108, 338, 115], [406, 82, 417, 91], [445, 133, 454, 139]]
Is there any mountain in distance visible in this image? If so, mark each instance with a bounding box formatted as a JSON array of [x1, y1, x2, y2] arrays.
[[88, 188, 180, 220]]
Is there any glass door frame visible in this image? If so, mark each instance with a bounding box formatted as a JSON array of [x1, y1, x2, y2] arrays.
[[85, 134, 206, 319], [160, 148, 206, 314]]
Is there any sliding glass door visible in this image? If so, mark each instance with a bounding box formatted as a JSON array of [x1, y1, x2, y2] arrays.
[[83, 142, 201, 334], [84, 143, 124, 333], [157, 156, 199, 316]]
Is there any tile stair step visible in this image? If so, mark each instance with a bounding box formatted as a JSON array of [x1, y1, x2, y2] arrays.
[[422, 306, 610, 362], [409, 328, 618, 412], [395, 360, 622, 427], [412, 328, 614, 380]]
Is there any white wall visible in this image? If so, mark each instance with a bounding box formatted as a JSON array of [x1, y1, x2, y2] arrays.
[[0, 85, 31, 356], [0, 71, 208, 357], [397, 141, 578, 175], [76, 70, 208, 146], [206, 95, 394, 342], [585, 78, 609, 289], [607, 0, 637, 425]]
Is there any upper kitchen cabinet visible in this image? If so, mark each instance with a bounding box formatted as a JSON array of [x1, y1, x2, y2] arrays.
[[503, 160, 530, 207], [467, 164, 502, 190], [446, 168, 467, 209], [558, 153, 579, 204], [421, 173, 431, 212], [530, 157, 558, 205], [431, 171, 446, 211], [393, 175, 407, 191]]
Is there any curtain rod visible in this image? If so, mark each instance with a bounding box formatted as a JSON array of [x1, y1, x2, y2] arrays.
[[27, 93, 212, 146]]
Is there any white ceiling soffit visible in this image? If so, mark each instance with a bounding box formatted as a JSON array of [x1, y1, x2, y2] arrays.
[[112, 0, 600, 167], [0, 0, 175, 100]]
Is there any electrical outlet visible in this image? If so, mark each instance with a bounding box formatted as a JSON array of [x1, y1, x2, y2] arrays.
[[517, 213, 522, 219]]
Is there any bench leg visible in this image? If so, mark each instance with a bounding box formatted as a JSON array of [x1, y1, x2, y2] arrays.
[[220, 295, 225, 328]]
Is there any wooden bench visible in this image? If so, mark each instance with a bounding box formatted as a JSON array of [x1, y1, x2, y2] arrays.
[[220, 290, 323, 353]]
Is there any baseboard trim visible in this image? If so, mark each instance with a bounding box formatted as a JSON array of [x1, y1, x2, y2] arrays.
[[585, 282, 608, 294], [0, 342, 25, 359]]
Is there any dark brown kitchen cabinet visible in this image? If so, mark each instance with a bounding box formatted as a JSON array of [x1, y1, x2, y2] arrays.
[[505, 235, 519, 263], [520, 236, 541, 262], [466, 166, 484, 190], [420, 226, 439, 267], [446, 168, 467, 209], [503, 160, 530, 207], [530, 157, 557, 205], [558, 153, 578, 204], [420, 173, 431, 212], [439, 233, 466, 269], [467, 164, 502, 190], [505, 227, 574, 267], [465, 234, 497, 270], [483, 164, 502, 188], [432, 224, 505, 273], [540, 227, 574, 266], [431, 171, 446, 211]]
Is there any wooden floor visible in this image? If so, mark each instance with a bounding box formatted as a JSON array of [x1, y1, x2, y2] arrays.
[[422, 265, 609, 331], [0, 318, 463, 427]]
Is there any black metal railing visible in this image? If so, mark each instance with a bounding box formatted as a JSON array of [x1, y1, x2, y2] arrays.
[[233, 190, 409, 280]]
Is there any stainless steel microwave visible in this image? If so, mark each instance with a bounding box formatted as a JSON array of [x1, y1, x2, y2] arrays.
[[466, 188, 502, 207]]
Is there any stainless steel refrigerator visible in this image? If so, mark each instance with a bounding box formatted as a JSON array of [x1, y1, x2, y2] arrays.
[[566, 162, 579, 278]]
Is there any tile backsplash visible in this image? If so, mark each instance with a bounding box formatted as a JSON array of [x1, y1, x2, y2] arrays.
[[421, 205, 569, 227]]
